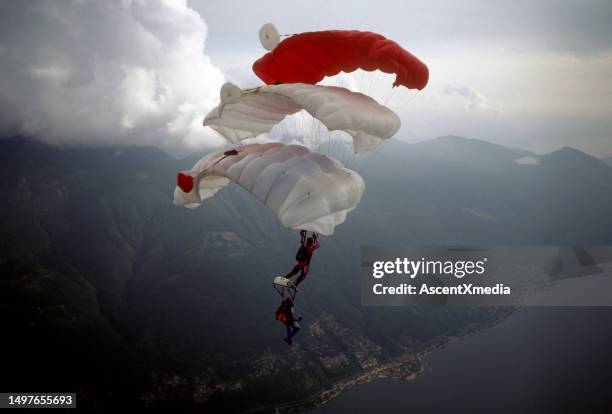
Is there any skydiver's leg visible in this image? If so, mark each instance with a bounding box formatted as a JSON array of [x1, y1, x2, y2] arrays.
[[287, 324, 300, 339], [284, 324, 293, 345], [285, 264, 300, 279], [295, 265, 309, 286]]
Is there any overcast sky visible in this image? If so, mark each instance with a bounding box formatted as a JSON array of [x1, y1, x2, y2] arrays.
[[1, 0, 611, 156]]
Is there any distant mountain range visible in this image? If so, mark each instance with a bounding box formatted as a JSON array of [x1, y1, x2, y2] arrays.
[[1, 135, 611, 411]]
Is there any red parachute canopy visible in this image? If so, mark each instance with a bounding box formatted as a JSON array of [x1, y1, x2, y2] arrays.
[[253, 29, 429, 90]]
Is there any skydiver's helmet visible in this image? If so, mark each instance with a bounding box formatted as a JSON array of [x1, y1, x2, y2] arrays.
[[306, 237, 314, 246]]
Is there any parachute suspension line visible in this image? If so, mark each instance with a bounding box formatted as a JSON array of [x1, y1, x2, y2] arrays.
[[356, 70, 366, 95], [309, 115, 317, 153], [345, 146, 360, 172], [373, 71, 380, 95], [354, 145, 376, 175], [331, 130, 348, 166], [275, 117, 283, 142], [317, 120, 326, 158], [320, 123, 326, 156], [315, 117, 321, 154], [242, 87, 261, 95], [360, 71, 369, 95], [399, 89, 420, 110], [311, 117, 316, 149], [383, 84, 399, 108], [352, 137, 389, 176], [273, 280, 296, 301], [361, 70, 380, 103]]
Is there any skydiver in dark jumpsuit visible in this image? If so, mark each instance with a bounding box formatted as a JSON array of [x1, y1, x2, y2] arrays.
[[276, 297, 302, 346]]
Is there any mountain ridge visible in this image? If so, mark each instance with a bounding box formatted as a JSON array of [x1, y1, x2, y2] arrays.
[[1, 134, 611, 411]]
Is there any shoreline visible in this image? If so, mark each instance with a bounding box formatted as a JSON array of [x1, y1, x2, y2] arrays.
[[244, 311, 515, 413]]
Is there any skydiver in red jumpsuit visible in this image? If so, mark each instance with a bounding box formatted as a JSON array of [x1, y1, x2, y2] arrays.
[[285, 230, 320, 288]]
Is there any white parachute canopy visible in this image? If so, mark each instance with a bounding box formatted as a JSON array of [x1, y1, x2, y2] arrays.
[[174, 143, 365, 236], [203, 82, 401, 154]]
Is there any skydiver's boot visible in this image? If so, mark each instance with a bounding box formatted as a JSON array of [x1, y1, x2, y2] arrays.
[[283, 337, 292, 346]]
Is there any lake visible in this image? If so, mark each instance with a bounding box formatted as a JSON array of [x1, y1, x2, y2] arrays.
[[316, 308, 612, 413]]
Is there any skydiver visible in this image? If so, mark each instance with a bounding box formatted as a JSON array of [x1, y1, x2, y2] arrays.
[[285, 230, 320, 288], [276, 297, 302, 346]]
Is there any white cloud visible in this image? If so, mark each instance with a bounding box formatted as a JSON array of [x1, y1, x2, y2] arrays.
[[443, 85, 495, 112], [0, 0, 226, 150], [2, 1, 611, 157], [514, 156, 540, 165]]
